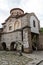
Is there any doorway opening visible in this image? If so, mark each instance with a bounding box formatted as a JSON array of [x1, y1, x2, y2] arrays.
[[2, 42, 6, 50], [31, 33, 39, 51], [10, 42, 17, 51], [22, 45, 24, 52]]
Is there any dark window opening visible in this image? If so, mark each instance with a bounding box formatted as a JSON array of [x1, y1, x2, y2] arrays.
[[33, 20, 36, 27], [10, 42, 17, 51], [22, 45, 24, 52], [9, 26, 12, 30], [22, 30, 23, 41]]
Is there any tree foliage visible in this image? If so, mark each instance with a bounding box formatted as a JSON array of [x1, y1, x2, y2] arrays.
[[40, 28, 43, 32]]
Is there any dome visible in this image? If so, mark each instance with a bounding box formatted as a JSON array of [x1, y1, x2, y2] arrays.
[[10, 8, 24, 16]]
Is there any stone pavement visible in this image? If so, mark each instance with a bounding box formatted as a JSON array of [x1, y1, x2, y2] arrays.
[[0, 51, 33, 65], [0, 51, 43, 65], [23, 51, 43, 65]]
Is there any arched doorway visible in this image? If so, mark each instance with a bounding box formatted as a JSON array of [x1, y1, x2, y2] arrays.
[[31, 33, 39, 51], [2, 42, 6, 50], [10, 42, 17, 51]]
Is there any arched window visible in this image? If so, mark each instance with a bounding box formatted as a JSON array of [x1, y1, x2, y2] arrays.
[[33, 20, 36, 27], [14, 20, 21, 30]]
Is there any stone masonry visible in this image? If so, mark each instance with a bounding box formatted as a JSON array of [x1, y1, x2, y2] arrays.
[[0, 8, 40, 53]]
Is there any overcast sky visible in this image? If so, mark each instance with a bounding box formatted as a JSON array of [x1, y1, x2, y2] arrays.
[[0, 0, 43, 27]]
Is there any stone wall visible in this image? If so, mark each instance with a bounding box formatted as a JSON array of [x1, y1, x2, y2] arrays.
[[23, 27, 32, 53], [10, 9, 24, 16], [21, 15, 29, 28], [39, 32, 43, 50], [3, 14, 29, 33], [0, 27, 32, 53], [1, 31, 22, 50]]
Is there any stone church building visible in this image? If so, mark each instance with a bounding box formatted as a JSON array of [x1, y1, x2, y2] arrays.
[[0, 8, 42, 53]]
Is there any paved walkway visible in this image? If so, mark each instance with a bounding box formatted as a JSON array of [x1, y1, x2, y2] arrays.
[[0, 51, 43, 65], [23, 51, 43, 65], [0, 51, 32, 65]]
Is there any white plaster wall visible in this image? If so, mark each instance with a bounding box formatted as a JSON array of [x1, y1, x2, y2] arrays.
[[30, 16, 39, 34]]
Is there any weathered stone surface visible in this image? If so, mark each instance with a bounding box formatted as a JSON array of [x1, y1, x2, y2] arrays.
[[0, 51, 32, 65], [0, 8, 40, 53]]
